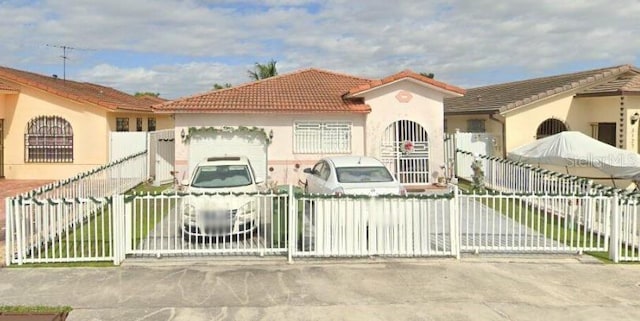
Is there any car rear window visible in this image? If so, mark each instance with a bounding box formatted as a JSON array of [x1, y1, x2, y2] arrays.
[[335, 166, 394, 183], [192, 165, 252, 188]]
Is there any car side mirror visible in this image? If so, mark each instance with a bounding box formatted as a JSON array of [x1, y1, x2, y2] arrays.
[[303, 168, 313, 174], [181, 179, 190, 186]]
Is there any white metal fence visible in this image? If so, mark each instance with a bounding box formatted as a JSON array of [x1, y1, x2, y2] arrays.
[[5, 151, 148, 265], [17, 151, 148, 200], [5, 196, 121, 264], [294, 194, 458, 257], [459, 192, 610, 253], [454, 148, 639, 261], [8, 185, 640, 265], [456, 149, 591, 195], [126, 192, 289, 257]]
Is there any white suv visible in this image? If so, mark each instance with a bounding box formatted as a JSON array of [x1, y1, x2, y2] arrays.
[[181, 156, 261, 241]]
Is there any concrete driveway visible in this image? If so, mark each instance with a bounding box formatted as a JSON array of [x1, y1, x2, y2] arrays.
[[0, 257, 639, 321]]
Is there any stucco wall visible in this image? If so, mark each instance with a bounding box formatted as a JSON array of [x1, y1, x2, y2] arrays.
[[627, 96, 640, 153], [174, 113, 366, 186], [2, 86, 111, 179], [501, 93, 638, 153], [503, 93, 577, 152], [358, 80, 452, 181], [0, 94, 6, 118], [107, 113, 173, 131], [444, 114, 502, 136]]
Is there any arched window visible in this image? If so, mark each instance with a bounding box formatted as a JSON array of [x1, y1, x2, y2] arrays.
[[25, 116, 73, 163], [536, 118, 567, 139]]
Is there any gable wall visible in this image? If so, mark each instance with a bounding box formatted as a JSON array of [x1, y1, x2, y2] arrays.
[[503, 93, 579, 152], [360, 80, 449, 180]]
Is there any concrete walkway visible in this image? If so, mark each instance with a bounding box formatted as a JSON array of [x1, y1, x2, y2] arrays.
[[1, 257, 639, 320]]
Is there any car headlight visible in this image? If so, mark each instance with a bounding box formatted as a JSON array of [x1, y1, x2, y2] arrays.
[[183, 203, 196, 220], [236, 201, 256, 219]]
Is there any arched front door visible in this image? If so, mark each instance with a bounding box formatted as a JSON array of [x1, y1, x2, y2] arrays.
[[380, 120, 429, 184]]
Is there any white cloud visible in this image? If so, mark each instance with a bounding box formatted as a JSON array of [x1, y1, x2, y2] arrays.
[[1, 0, 639, 97]]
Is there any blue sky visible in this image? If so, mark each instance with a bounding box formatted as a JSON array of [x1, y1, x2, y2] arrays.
[[1, 0, 639, 99]]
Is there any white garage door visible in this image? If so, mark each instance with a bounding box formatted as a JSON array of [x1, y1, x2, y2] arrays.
[[188, 133, 268, 183]]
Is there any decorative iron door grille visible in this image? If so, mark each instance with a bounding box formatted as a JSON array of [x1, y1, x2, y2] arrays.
[[380, 120, 429, 184], [24, 116, 73, 163]]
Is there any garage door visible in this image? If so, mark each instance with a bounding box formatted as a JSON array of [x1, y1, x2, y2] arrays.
[[188, 133, 268, 183]]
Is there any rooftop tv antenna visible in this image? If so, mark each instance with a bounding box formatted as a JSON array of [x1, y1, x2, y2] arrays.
[[45, 44, 94, 81]]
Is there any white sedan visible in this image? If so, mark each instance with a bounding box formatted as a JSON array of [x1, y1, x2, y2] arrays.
[[303, 156, 406, 196], [300, 156, 408, 254]]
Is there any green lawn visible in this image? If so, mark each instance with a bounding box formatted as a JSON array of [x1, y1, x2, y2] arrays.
[[0, 306, 72, 313], [127, 183, 174, 246], [15, 183, 172, 266]]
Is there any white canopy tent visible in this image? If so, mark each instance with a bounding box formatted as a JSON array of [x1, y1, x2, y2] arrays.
[[507, 131, 640, 188]]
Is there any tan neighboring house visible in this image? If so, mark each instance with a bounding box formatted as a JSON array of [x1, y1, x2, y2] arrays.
[[0, 66, 173, 179], [444, 65, 640, 156], [154, 68, 465, 187]]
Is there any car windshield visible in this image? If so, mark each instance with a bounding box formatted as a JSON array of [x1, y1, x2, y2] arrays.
[[335, 166, 394, 183], [191, 165, 252, 188]]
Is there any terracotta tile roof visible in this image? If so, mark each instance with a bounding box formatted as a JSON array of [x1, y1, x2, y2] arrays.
[[577, 71, 640, 96], [0, 79, 18, 92], [0, 66, 156, 112], [154, 68, 372, 113], [137, 94, 168, 104], [156, 68, 466, 113], [444, 65, 635, 114], [347, 69, 466, 96]]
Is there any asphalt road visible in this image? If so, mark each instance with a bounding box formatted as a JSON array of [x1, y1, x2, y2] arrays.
[[1, 257, 639, 321]]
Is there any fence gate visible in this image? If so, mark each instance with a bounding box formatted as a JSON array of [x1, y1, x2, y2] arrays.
[[458, 193, 610, 254], [148, 129, 175, 185], [380, 120, 430, 184]]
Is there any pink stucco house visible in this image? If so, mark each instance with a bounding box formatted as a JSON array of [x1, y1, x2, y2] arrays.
[[154, 68, 465, 188]]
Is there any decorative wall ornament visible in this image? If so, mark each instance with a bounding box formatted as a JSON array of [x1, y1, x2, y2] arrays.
[[182, 126, 272, 144], [395, 90, 413, 103], [400, 140, 414, 154]]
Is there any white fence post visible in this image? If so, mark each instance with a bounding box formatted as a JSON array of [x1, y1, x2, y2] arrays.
[[609, 192, 620, 263], [15, 199, 24, 266], [112, 194, 125, 265], [125, 196, 133, 255], [287, 185, 295, 263], [450, 185, 460, 259], [5, 198, 12, 266]]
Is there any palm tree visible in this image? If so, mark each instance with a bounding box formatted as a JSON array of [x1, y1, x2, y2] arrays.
[[248, 59, 278, 80]]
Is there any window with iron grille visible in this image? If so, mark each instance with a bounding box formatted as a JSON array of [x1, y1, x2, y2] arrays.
[[136, 118, 143, 131], [24, 116, 73, 163], [466, 119, 486, 133], [294, 121, 351, 154], [116, 117, 129, 132], [148, 117, 156, 131], [536, 118, 567, 139]]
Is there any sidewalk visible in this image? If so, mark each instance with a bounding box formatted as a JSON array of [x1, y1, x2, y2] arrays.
[[1, 257, 639, 320]]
